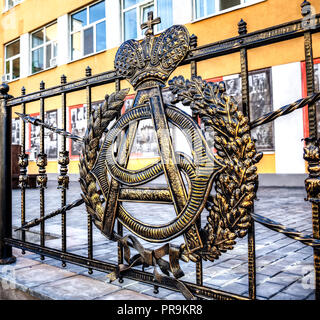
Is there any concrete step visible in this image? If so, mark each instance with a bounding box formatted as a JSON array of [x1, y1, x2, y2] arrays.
[[0, 248, 160, 300]]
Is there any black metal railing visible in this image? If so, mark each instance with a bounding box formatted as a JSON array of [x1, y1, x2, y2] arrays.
[[0, 2, 320, 300]]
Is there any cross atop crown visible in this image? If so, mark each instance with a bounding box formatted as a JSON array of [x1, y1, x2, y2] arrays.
[[141, 11, 161, 36]]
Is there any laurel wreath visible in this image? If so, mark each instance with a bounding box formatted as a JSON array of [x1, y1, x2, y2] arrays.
[[79, 89, 129, 230], [168, 76, 263, 261]]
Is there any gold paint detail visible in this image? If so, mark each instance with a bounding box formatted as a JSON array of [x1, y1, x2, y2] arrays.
[[168, 76, 263, 261]]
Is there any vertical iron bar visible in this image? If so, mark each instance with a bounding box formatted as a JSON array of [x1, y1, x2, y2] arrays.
[[0, 83, 16, 265], [115, 78, 125, 283], [86, 67, 93, 274], [19, 87, 28, 254], [59, 75, 69, 267], [190, 34, 203, 288], [239, 19, 250, 117], [303, 138, 320, 300], [239, 18, 256, 300], [190, 34, 198, 122], [301, 0, 320, 300], [37, 81, 47, 260], [311, 193, 320, 300], [302, 1, 317, 139]]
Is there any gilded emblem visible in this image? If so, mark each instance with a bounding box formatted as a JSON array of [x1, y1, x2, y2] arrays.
[[79, 12, 262, 290]]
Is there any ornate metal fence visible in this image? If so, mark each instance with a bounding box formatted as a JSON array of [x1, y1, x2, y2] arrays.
[[1, 3, 320, 300]]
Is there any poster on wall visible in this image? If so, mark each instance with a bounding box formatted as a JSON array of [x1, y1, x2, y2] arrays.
[[12, 118, 20, 145], [68, 101, 104, 158], [69, 104, 87, 157], [249, 68, 274, 151], [225, 75, 242, 107], [28, 110, 58, 160], [199, 71, 274, 152]]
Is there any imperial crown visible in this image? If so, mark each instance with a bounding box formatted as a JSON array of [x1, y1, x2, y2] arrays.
[[114, 13, 190, 89]]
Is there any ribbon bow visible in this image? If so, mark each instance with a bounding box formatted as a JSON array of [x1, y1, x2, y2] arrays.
[[107, 235, 195, 300]]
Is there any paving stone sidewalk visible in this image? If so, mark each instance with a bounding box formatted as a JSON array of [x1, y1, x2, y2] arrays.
[[0, 180, 316, 300]]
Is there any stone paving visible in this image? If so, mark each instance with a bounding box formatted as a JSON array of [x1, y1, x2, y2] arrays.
[[0, 179, 316, 300]]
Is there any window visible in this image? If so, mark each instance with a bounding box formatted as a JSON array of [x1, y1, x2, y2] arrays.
[[70, 0, 106, 61], [31, 23, 58, 74], [194, 0, 258, 20], [4, 39, 20, 81], [122, 0, 173, 41], [5, 0, 22, 10]]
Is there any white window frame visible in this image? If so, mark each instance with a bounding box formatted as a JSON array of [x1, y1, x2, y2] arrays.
[[5, 0, 22, 11], [30, 22, 58, 75], [121, 0, 171, 42], [69, 0, 107, 62], [192, 0, 267, 22], [4, 38, 20, 82]]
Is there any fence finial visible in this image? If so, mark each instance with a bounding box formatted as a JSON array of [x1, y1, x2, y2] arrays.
[[0, 83, 10, 96], [61, 74, 67, 84], [86, 66, 92, 77], [40, 81, 45, 90], [238, 19, 247, 35], [190, 34, 198, 49], [301, 0, 311, 16]]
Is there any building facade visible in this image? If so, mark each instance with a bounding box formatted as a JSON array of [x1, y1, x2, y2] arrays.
[[1, 0, 320, 185]]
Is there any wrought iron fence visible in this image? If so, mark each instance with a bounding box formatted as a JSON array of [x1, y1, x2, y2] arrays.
[[0, 2, 320, 300]]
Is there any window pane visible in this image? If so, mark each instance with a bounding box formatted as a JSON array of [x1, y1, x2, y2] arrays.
[[195, 0, 205, 18], [46, 23, 57, 42], [32, 47, 44, 74], [141, 4, 154, 36], [32, 29, 44, 48], [6, 40, 20, 58], [124, 0, 137, 9], [71, 32, 81, 60], [195, 0, 215, 18], [46, 43, 52, 68], [142, 4, 154, 23], [5, 61, 10, 75], [53, 42, 58, 57], [157, 0, 172, 31], [83, 27, 94, 56], [96, 21, 106, 52], [7, 0, 14, 8], [207, 0, 215, 15], [89, 0, 105, 24], [124, 8, 137, 40], [71, 9, 87, 32], [220, 0, 241, 11], [12, 57, 20, 79]]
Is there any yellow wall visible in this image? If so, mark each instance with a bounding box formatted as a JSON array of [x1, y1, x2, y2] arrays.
[[3, 0, 320, 175], [2, 0, 320, 96]]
